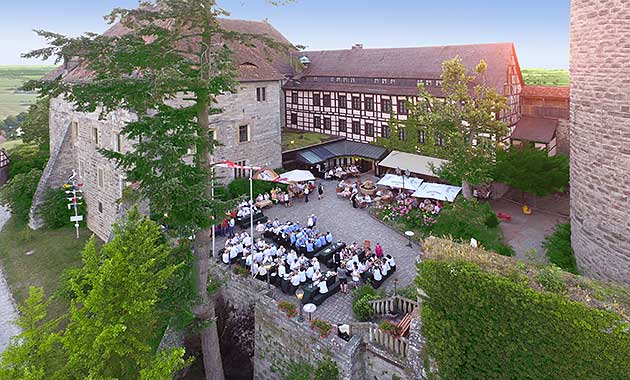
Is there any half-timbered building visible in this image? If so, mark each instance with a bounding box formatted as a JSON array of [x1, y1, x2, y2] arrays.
[[283, 43, 523, 146]]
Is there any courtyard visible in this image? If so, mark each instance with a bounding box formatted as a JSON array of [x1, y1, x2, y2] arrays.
[[214, 175, 422, 323]]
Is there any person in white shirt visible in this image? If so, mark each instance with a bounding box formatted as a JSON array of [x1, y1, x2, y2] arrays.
[[305, 265, 314, 280], [278, 262, 287, 278], [318, 280, 328, 294], [251, 262, 259, 278], [312, 269, 322, 283], [254, 249, 263, 263], [311, 258, 320, 272], [229, 245, 239, 260], [381, 262, 389, 276], [290, 260, 300, 272], [290, 272, 301, 287], [386, 255, 396, 269], [243, 235, 252, 248], [298, 268, 307, 283], [258, 265, 267, 277], [222, 249, 230, 264], [245, 253, 253, 267], [373, 267, 383, 282]]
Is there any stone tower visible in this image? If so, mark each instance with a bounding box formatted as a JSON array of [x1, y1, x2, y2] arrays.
[[569, 0, 630, 284]]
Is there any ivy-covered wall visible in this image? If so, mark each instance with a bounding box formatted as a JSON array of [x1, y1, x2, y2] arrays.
[[417, 238, 630, 380]]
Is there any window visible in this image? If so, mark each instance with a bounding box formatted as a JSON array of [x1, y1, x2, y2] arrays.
[[365, 97, 374, 111], [338, 119, 347, 132], [399, 128, 406, 140], [323, 94, 331, 107], [397, 99, 407, 115], [92, 127, 99, 146], [98, 201, 103, 213], [313, 93, 320, 106], [72, 121, 79, 139], [352, 96, 361, 110], [419, 130, 426, 144], [113, 133, 122, 152], [382, 124, 390, 138], [352, 121, 361, 134], [97, 168, 104, 188], [291, 92, 298, 104], [238, 125, 250, 143], [339, 95, 347, 108], [234, 160, 247, 179], [290, 112, 298, 125], [314, 116, 321, 129], [382, 99, 391, 113], [323, 117, 331, 130], [256, 87, 266, 102], [436, 135, 445, 146], [365, 123, 374, 137]]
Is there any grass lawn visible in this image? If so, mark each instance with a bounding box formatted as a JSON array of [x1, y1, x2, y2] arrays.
[[0, 139, 23, 151], [0, 66, 55, 120], [282, 130, 334, 151], [522, 68, 569, 87], [0, 217, 98, 319]]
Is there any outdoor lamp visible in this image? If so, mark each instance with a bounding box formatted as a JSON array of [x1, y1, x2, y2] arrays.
[[295, 287, 305, 322]]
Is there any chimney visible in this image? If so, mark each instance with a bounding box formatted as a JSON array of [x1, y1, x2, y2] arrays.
[[352, 43, 364, 50]]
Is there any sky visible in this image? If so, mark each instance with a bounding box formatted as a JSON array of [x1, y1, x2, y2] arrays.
[[0, 0, 570, 68]]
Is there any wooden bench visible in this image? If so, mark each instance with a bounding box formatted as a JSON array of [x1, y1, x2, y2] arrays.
[[397, 312, 413, 337]]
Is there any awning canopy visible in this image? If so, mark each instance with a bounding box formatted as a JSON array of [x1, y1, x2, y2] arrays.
[[279, 169, 316, 183], [296, 139, 388, 165], [378, 151, 448, 177], [412, 182, 462, 202], [376, 173, 424, 191], [252, 168, 280, 182]]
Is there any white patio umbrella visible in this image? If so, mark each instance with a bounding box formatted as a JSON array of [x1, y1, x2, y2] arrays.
[[412, 182, 462, 202], [376, 173, 424, 191], [279, 169, 316, 183]]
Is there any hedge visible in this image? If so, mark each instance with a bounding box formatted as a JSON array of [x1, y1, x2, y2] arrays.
[[417, 238, 630, 380], [0, 168, 42, 227], [543, 223, 578, 274], [38, 188, 88, 229], [227, 178, 287, 199]]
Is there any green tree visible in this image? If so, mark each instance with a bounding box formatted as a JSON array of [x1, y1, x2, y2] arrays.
[[24, 2, 292, 378], [0, 210, 188, 380], [494, 144, 569, 199], [0, 287, 63, 380], [0, 168, 42, 227], [377, 57, 509, 198], [20, 97, 50, 151]]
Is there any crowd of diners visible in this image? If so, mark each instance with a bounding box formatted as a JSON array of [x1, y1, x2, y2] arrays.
[[218, 215, 396, 306], [323, 165, 361, 180]]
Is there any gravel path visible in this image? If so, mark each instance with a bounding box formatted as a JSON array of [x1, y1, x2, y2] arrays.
[[0, 205, 21, 354]]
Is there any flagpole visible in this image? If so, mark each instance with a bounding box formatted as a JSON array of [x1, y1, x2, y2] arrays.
[[249, 168, 254, 239], [211, 156, 216, 259]]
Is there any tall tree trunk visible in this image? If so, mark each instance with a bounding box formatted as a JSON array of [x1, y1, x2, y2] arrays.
[[462, 180, 473, 200], [194, 93, 225, 380]]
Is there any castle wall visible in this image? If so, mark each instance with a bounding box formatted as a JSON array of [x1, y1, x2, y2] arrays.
[[36, 81, 283, 241], [569, 0, 630, 284]]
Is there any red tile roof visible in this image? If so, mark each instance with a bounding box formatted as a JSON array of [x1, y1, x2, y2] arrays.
[[45, 18, 293, 83], [511, 116, 558, 143], [521, 86, 569, 99]]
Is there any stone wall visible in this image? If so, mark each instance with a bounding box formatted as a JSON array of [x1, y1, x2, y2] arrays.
[[556, 118, 570, 156], [569, 0, 630, 284], [32, 80, 283, 241]]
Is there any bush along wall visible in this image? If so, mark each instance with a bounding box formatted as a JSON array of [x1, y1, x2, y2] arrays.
[[417, 238, 630, 380], [543, 223, 578, 274], [38, 187, 88, 229]]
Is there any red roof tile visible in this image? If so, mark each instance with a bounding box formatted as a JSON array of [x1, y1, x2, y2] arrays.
[[521, 86, 569, 99], [511, 116, 558, 143]]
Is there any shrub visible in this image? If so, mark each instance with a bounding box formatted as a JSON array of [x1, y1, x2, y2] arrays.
[[7, 144, 48, 178], [352, 285, 379, 321], [38, 188, 88, 229], [537, 265, 567, 293], [278, 301, 297, 318], [417, 253, 630, 380], [284, 357, 339, 380], [484, 211, 500, 228], [310, 319, 333, 338], [232, 265, 250, 277], [227, 178, 287, 199], [313, 357, 339, 380], [0, 168, 42, 227], [379, 320, 402, 337], [543, 223, 578, 274]]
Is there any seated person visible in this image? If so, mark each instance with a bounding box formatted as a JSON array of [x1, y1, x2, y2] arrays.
[[222, 249, 230, 264], [312, 269, 323, 283], [311, 258, 321, 272], [373, 267, 383, 282], [314, 237, 322, 249], [298, 268, 307, 283], [290, 272, 301, 287], [245, 252, 253, 267], [318, 235, 327, 247], [318, 279, 329, 294], [277, 261, 287, 278], [325, 232, 333, 244], [382, 261, 390, 276], [305, 265, 314, 280], [386, 255, 396, 270], [306, 241, 314, 253]]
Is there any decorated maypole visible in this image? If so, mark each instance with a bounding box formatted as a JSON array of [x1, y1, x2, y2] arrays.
[[63, 170, 84, 239]]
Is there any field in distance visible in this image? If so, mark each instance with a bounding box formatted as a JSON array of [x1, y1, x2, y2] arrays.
[[522, 68, 569, 87], [0, 65, 55, 120]]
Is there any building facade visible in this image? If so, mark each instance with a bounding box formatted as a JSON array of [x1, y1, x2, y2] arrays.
[[30, 19, 291, 241], [569, 0, 630, 285], [283, 43, 523, 145]]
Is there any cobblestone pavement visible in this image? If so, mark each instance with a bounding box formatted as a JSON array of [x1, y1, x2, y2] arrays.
[[0, 205, 21, 354], [213, 177, 422, 324]]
